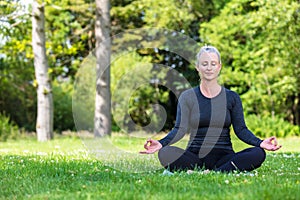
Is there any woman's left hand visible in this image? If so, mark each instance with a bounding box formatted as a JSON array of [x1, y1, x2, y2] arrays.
[[260, 136, 282, 151]]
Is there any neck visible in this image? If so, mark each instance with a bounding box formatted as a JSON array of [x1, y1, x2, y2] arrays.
[[200, 80, 221, 98]]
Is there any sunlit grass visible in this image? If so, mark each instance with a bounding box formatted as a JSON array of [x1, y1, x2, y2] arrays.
[[0, 133, 299, 199]]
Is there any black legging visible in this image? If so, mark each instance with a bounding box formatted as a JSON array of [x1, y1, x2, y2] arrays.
[[158, 146, 266, 172]]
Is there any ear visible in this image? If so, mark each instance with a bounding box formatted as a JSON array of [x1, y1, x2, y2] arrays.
[[195, 65, 200, 72], [217, 63, 222, 74]]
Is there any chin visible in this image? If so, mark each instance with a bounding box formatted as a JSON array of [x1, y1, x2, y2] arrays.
[[203, 76, 217, 81]]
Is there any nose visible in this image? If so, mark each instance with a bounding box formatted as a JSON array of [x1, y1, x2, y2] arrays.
[[207, 64, 212, 70]]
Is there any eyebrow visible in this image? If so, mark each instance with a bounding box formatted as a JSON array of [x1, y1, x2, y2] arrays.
[[201, 60, 218, 63]]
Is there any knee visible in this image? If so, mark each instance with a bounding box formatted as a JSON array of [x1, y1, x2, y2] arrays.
[[158, 146, 184, 168], [254, 147, 266, 164], [158, 146, 172, 168], [158, 146, 172, 161]]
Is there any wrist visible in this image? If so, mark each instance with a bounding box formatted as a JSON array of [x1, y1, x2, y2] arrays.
[[259, 139, 264, 148], [258, 139, 264, 147], [157, 140, 164, 147]]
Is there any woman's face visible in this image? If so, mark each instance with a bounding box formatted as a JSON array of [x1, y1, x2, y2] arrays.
[[196, 52, 221, 81]]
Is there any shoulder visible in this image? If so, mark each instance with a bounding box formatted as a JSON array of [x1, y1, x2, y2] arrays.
[[181, 87, 198, 97], [178, 87, 198, 103], [224, 88, 239, 97], [224, 87, 242, 105]]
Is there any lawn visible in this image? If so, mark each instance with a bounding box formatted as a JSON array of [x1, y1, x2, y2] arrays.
[[0, 133, 299, 200]]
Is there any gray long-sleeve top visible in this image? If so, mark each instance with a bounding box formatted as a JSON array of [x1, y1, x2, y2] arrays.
[[158, 86, 263, 154]]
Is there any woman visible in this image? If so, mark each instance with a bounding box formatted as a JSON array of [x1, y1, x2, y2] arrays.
[[140, 45, 281, 172]]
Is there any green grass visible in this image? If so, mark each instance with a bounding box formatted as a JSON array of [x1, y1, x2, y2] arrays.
[[0, 134, 299, 200]]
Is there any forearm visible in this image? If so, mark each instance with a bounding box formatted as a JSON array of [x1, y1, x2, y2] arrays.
[[235, 128, 263, 147], [158, 127, 187, 147]]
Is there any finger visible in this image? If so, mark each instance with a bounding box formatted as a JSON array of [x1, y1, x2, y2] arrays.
[[269, 144, 281, 151], [274, 145, 282, 151], [268, 136, 274, 142], [139, 150, 150, 154], [272, 137, 278, 146], [143, 140, 151, 149], [267, 136, 275, 143], [140, 149, 155, 154], [143, 143, 148, 149]]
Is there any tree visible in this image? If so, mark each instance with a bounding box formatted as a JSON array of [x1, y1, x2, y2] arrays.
[[32, 0, 53, 141], [94, 0, 111, 136], [1, 0, 97, 132]]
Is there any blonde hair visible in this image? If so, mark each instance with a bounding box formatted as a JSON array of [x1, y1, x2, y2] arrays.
[[196, 45, 221, 66]]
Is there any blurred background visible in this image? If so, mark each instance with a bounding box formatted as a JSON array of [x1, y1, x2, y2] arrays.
[[0, 0, 299, 141]]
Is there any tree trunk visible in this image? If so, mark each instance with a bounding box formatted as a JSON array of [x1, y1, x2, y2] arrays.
[[32, 1, 53, 141], [94, 0, 111, 136]]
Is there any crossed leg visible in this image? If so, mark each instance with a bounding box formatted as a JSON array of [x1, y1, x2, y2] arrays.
[[158, 146, 203, 172], [215, 147, 266, 172], [158, 146, 266, 172]]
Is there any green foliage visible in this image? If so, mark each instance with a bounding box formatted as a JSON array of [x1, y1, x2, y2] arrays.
[[110, 0, 235, 132], [111, 0, 230, 35], [0, 57, 36, 131], [0, 0, 95, 131], [0, 0, 37, 131], [1, 0, 95, 79], [1, 0, 300, 134], [245, 114, 300, 138], [53, 80, 75, 132], [111, 52, 169, 132], [45, 0, 95, 78], [0, 114, 19, 142]]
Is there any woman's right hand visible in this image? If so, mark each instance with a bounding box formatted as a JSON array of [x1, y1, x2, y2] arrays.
[[139, 139, 162, 154]]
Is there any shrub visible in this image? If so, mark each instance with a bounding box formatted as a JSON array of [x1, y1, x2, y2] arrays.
[[53, 80, 75, 132], [245, 114, 300, 138], [0, 114, 19, 142]]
